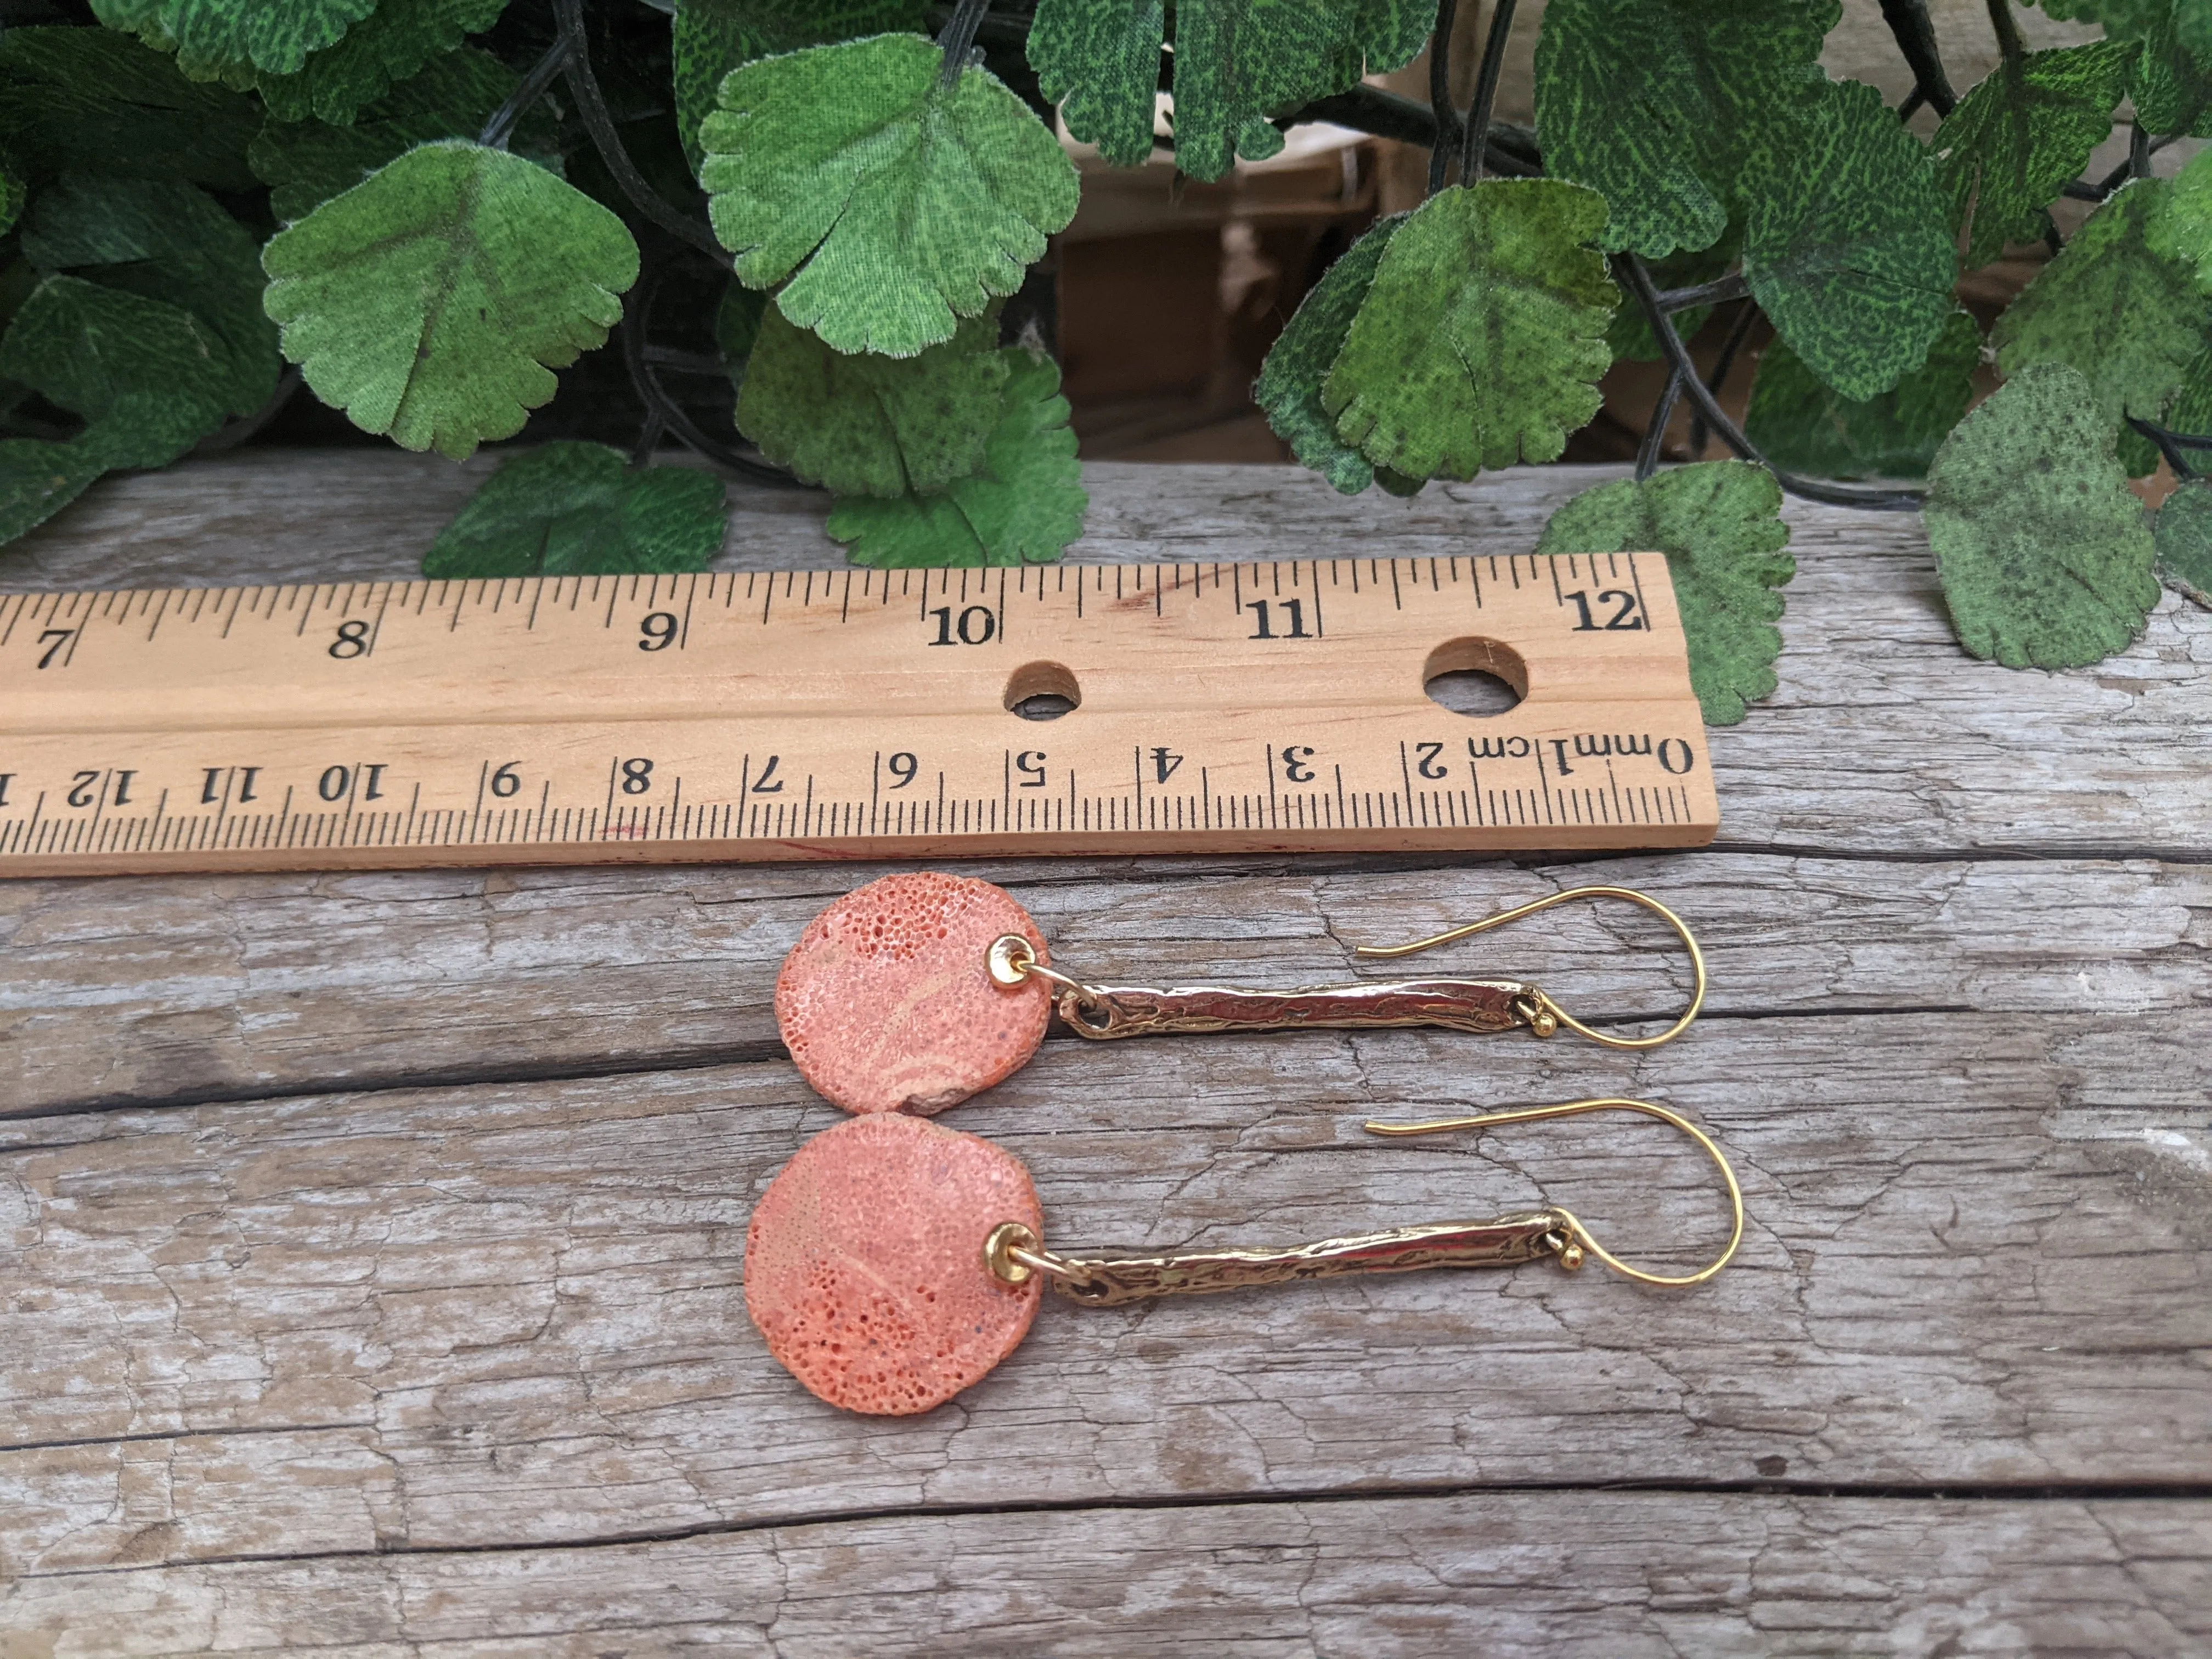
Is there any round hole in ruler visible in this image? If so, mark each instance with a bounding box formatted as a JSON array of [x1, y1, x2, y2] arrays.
[[1004, 661, 1081, 721], [1422, 638, 1526, 718]]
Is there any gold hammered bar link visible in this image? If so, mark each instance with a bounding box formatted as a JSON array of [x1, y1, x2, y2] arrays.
[[984, 1214, 1571, 1308]]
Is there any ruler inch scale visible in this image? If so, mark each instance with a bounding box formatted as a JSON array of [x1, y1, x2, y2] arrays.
[[0, 554, 1717, 877]]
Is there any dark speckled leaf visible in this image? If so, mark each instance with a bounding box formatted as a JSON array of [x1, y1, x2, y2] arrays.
[[826, 349, 1085, 567], [1534, 0, 1838, 258], [1741, 77, 1957, 402], [160, 0, 376, 76], [1993, 178, 2200, 433], [1744, 309, 1981, 482], [735, 308, 1008, 497], [2154, 476, 2212, 607], [1933, 41, 2132, 269], [1031, 0, 1431, 181], [1536, 460, 1795, 725], [1923, 363, 2158, 668], [423, 443, 730, 577], [672, 1, 924, 171], [1253, 213, 1403, 495], [1323, 180, 1616, 482]]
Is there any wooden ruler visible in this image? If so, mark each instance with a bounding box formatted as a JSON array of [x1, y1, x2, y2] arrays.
[[0, 554, 1716, 876]]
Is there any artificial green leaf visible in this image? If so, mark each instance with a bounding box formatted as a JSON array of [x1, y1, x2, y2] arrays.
[[159, 0, 378, 75], [0, 27, 259, 190], [0, 387, 219, 545], [263, 142, 639, 460], [827, 348, 1086, 566], [1534, 460, 1793, 725], [21, 175, 280, 418], [1031, 0, 1432, 181], [1741, 77, 1957, 401], [1993, 178, 2200, 432], [88, 0, 169, 36], [422, 444, 730, 577], [2029, 0, 2189, 45], [1922, 362, 2159, 667], [2163, 337, 2212, 433], [253, 0, 511, 126], [1254, 213, 1403, 495], [673, 1, 926, 170], [2154, 476, 2212, 605], [0, 276, 233, 545], [2130, 17, 2212, 134], [1324, 179, 1616, 482], [2151, 142, 2212, 283], [702, 34, 1078, 356], [1028, 0, 1165, 170], [737, 308, 1007, 496], [1932, 41, 2132, 269], [2116, 424, 2163, 476], [0, 275, 232, 444], [1745, 309, 1981, 481], [716, 283, 768, 365], [1533, 0, 1838, 259], [0, 435, 112, 545], [251, 46, 552, 221], [0, 153, 22, 239]]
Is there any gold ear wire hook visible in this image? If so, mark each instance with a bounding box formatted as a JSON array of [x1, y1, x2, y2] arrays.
[[1352, 885, 1706, 1051], [1363, 1096, 1743, 1288]]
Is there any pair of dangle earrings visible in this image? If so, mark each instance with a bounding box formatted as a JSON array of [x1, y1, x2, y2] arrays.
[[749, 872, 1737, 1417]]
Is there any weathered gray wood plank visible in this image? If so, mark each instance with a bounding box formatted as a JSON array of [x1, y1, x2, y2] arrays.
[[3, 1008, 2205, 1571], [5, 454, 2208, 858], [2, 1493, 2205, 1657], [3, 853, 2202, 1114], [3, 455, 2205, 1640]]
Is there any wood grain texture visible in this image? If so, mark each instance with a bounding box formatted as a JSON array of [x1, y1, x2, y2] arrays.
[[1, 454, 2206, 1654], [2, 1493, 2205, 1657], [2, 1012, 2207, 1566], [3, 851, 2203, 1114]]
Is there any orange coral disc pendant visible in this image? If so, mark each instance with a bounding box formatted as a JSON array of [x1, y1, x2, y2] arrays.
[[745, 1113, 1044, 1416], [775, 871, 1051, 1115]]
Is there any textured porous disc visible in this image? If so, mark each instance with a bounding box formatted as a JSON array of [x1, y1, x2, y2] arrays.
[[745, 1112, 1045, 1416], [775, 871, 1051, 1115]]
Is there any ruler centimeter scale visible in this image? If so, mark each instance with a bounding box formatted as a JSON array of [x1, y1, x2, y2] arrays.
[[0, 552, 1716, 877]]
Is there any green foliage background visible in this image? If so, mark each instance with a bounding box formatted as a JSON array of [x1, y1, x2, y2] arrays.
[[0, 0, 2204, 724]]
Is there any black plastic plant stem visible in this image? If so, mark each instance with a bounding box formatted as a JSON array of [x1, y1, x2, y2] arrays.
[[1655, 273, 1750, 313], [937, 0, 990, 86], [1427, 0, 1460, 195], [480, 35, 572, 149], [1615, 253, 1927, 511], [1878, 0, 1957, 116], [2086, 133, 2176, 198], [552, 0, 731, 266], [620, 262, 804, 488], [1459, 0, 1517, 183], [1688, 301, 1760, 459], [2132, 123, 2154, 180], [1293, 87, 1541, 174], [192, 367, 303, 456], [2126, 413, 2212, 479], [1984, 0, 2025, 65], [1637, 367, 1684, 482], [629, 409, 665, 469]]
